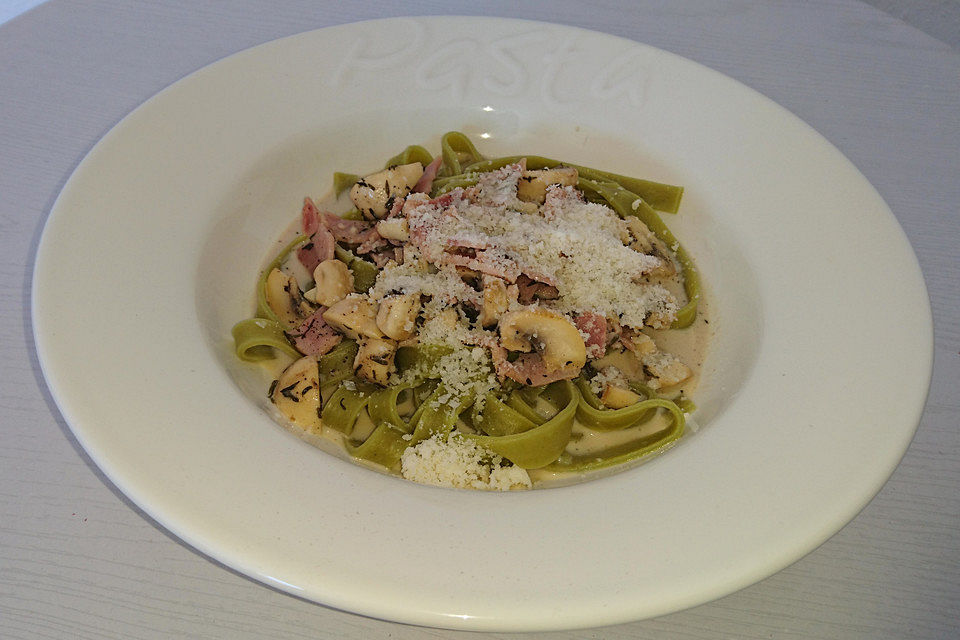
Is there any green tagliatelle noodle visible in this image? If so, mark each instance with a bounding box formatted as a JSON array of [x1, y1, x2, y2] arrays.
[[333, 144, 436, 196], [435, 155, 684, 214], [546, 401, 685, 473], [318, 340, 359, 389], [233, 131, 698, 481], [462, 380, 579, 469], [230, 234, 311, 360], [439, 131, 484, 176], [348, 383, 468, 470], [229, 232, 382, 361], [333, 245, 378, 293], [232, 317, 302, 361], [257, 234, 310, 324], [577, 178, 700, 329]]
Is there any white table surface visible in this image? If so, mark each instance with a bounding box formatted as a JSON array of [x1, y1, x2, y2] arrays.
[[2, 1, 958, 638]]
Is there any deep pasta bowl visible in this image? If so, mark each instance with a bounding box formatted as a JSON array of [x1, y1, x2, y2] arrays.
[[32, 17, 932, 631]]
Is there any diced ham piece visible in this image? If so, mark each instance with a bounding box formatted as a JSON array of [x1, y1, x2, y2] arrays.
[[406, 199, 521, 282], [296, 226, 336, 273], [522, 268, 557, 287], [439, 248, 520, 282], [412, 155, 443, 194], [427, 190, 462, 209], [446, 232, 491, 250], [321, 212, 372, 245], [355, 227, 390, 255], [386, 194, 405, 218], [488, 344, 580, 386], [541, 183, 584, 219], [289, 308, 342, 356], [369, 250, 396, 268], [301, 197, 321, 236], [573, 312, 607, 359]]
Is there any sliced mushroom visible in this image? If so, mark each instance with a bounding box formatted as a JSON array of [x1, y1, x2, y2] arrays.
[[304, 259, 354, 307], [354, 337, 397, 385], [479, 275, 514, 328], [600, 385, 642, 409], [264, 268, 312, 330], [498, 308, 587, 373], [376, 294, 421, 341], [271, 356, 322, 432], [375, 217, 409, 242], [644, 310, 673, 330], [432, 307, 460, 331], [510, 201, 540, 215], [350, 163, 424, 220], [625, 217, 676, 276], [641, 351, 692, 389], [322, 295, 383, 340], [621, 329, 657, 356], [516, 167, 579, 203]]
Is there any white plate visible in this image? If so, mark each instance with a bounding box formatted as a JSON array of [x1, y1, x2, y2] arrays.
[[32, 17, 932, 631]]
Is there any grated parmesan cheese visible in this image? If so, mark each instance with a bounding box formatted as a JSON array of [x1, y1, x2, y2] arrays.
[[396, 312, 499, 411], [400, 434, 531, 491], [590, 366, 628, 395], [405, 183, 678, 329], [369, 261, 479, 313]]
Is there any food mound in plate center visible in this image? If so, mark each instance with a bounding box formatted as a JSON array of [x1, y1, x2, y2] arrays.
[[232, 132, 705, 491]]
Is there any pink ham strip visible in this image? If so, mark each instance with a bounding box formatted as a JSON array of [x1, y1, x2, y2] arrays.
[[445, 233, 490, 250], [407, 203, 521, 282], [301, 197, 321, 236], [355, 227, 390, 255], [386, 194, 405, 218], [321, 212, 372, 245], [522, 268, 557, 287], [426, 191, 460, 209], [488, 344, 580, 386], [439, 249, 520, 282], [412, 155, 443, 193], [296, 226, 336, 273], [369, 250, 397, 268], [290, 308, 342, 356], [573, 312, 607, 359]]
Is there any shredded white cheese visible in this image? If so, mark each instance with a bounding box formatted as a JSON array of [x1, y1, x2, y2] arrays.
[[405, 183, 678, 328], [400, 434, 531, 491], [590, 366, 628, 395]]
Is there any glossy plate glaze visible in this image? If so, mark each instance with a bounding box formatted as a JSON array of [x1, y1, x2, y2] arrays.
[[32, 17, 932, 631]]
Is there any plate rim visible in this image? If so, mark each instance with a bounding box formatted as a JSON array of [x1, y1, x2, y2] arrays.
[[31, 15, 934, 631]]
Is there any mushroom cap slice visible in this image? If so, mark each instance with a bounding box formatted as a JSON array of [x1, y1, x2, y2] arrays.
[[305, 259, 354, 307], [376, 294, 421, 341], [479, 275, 515, 328], [375, 217, 410, 242], [271, 356, 322, 432], [516, 167, 579, 203], [349, 163, 424, 220], [498, 308, 587, 373], [354, 337, 397, 386], [600, 385, 641, 409], [322, 295, 383, 340], [264, 268, 312, 330]]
